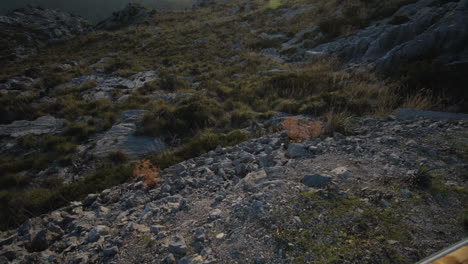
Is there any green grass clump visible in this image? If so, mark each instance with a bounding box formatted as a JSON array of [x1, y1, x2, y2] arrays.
[[139, 94, 224, 138], [0, 95, 38, 124], [64, 122, 96, 141], [0, 161, 134, 231], [260, 72, 332, 99], [107, 151, 130, 164]]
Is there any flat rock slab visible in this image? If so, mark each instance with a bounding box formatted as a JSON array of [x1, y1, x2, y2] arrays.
[[0, 116, 65, 137], [90, 110, 167, 159]]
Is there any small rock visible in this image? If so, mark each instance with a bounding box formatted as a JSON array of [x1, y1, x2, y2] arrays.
[[405, 140, 418, 148], [83, 194, 99, 207], [150, 225, 164, 234], [86, 225, 109, 243], [168, 236, 188, 255], [0, 234, 16, 247], [194, 228, 206, 242], [179, 254, 205, 264], [102, 246, 118, 257], [286, 143, 309, 158], [165, 253, 176, 264], [331, 167, 351, 179], [209, 209, 222, 220], [302, 174, 332, 188], [215, 233, 225, 239]]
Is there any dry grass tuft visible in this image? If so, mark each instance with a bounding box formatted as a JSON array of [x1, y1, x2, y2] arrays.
[[402, 93, 437, 110], [283, 117, 322, 142], [323, 111, 353, 135], [133, 160, 160, 188]]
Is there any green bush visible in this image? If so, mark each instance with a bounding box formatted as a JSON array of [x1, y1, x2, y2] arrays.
[[42, 72, 74, 89], [139, 94, 224, 138], [259, 73, 332, 99], [107, 151, 130, 163], [0, 162, 134, 231], [149, 151, 183, 170], [0, 174, 31, 190], [171, 95, 224, 134], [0, 154, 50, 175], [230, 109, 255, 128], [64, 122, 96, 141], [0, 95, 38, 124]]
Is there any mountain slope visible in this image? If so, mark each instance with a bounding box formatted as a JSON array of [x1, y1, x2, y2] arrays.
[[0, 1, 467, 263]]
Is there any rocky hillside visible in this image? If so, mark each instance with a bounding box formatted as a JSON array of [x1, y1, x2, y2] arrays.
[[1, 110, 467, 263], [0, 6, 93, 63], [0, 0, 467, 263]]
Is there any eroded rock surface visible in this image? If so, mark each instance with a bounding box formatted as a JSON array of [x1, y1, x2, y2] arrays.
[[55, 71, 158, 101], [309, 0, 468, 71], [0, 116, 65, 138]]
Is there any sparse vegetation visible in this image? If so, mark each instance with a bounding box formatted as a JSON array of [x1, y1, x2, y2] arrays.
[[0, 161, 134, 230], [149, 130, 250, 169], [275, 190, 413, 263]]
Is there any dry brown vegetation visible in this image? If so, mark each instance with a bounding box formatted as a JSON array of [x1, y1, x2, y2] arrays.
[[283, 117, 322, 142], [133, 160, 160, 188]]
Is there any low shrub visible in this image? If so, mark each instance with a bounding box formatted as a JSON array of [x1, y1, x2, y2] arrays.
[[139, 94, 224, 138], [133, 160, 160, 188], [0, 95, 38, 124], [261, 72, 330, 99], [405, 167, 433, 189], [230, 109, 256, 128], [283, 117, 322, 142], [64, 122, 96, 141], [0, 173, 31, 190]]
